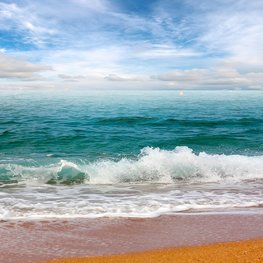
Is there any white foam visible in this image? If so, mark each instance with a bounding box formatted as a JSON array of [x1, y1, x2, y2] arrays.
[[1, 147, 263, 185], [1, 181, 263, 220], [83, 146, 263, 184]]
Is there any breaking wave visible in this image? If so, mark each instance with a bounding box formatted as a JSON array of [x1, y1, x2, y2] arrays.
[[1, 146, 263, 186]]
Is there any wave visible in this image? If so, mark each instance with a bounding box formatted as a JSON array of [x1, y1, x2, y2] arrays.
[[94, 116, 263, 127], [1, 146, 263, 185], [95, 116, 156, 125]]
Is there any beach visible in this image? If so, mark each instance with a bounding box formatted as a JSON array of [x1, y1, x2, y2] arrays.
[[1, 214, 263, 263], [46, 239, 263, 263]]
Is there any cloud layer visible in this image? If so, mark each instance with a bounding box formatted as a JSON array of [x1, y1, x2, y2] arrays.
[[0, 0, 263, 89]]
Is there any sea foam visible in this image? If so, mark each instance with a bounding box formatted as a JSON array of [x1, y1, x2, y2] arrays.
[[1, 146, 263, 186], [1, 147, 263, 220]]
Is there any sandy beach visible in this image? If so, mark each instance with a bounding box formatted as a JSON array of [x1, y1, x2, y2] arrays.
[[46, 238, 263, 263], [1, 213, 263, 263]]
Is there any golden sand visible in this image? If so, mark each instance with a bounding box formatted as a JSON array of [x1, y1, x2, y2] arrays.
[[46, 239, 263, 263]]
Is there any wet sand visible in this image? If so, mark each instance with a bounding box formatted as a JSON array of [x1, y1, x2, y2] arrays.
[[46, 238, 263, 263], [1, 214, 263, 263]]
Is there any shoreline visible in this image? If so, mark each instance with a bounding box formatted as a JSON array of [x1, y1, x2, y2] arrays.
[[1, 213, 263, 263]]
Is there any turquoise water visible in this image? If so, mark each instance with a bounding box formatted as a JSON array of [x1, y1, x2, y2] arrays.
[[1, 90, 263, 219], [1, 90, 263, 158]]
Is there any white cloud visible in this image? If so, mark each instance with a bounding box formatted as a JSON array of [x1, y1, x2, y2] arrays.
[[133, 44, 201, 59], [196, 2, 263, 69], [153, 67, 263, 89], [0, 2, 56, 47], [153, 69, 207, 82], [58, 74, 86, 82], [71, 0, 111, 12], [0, 53, 52, 80], [105, 73, 144, 81]]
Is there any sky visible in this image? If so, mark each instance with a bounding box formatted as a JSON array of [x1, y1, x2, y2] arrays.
[[0, 0, 263, 90]]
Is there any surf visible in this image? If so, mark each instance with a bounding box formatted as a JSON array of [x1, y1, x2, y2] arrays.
[[1, 146, 263, 186]]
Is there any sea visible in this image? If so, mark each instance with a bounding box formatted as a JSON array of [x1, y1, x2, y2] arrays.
[[1, 89, 263, 220]]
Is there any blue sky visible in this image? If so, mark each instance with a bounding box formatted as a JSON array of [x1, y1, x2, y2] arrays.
[[0, 0, 263, 89]]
